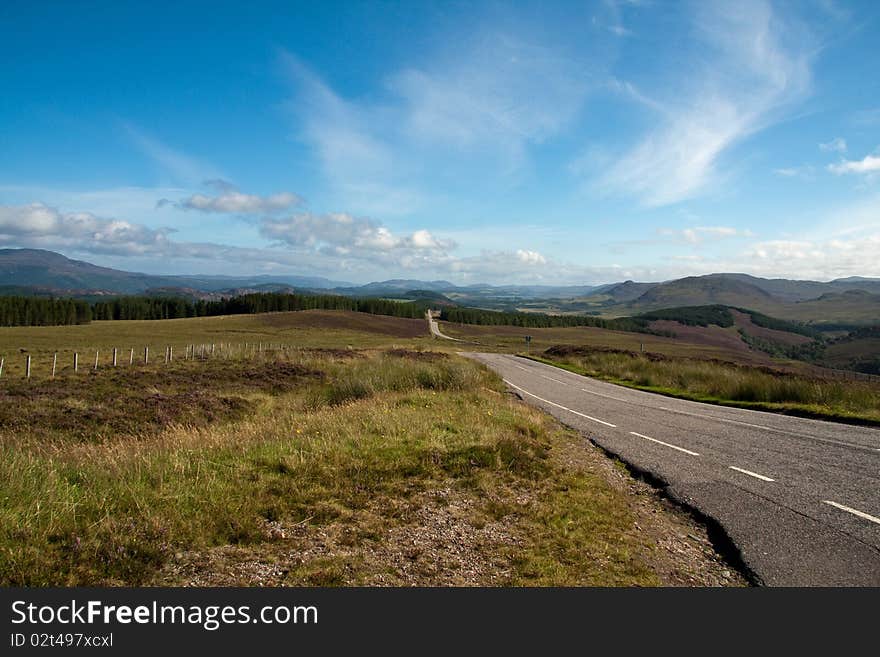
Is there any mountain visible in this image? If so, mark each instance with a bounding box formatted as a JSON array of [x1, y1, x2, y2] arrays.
[[0, 248, 175, 294], [0, 249, 351, 295], [595, 280, 658, 303], [1, 250, 878, 326], [334, 279, 459, 296], [699, 273, 880, 301], [627, 276, 776, 310]]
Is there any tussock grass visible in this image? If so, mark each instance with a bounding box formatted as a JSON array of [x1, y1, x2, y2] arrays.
[[0, 349, 682, 586], [538, 347, 880, 424]]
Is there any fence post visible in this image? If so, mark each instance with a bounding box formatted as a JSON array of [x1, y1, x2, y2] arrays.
[[26, 355, 31, 379], [112, 348, 118, 367], [74, 352, 79, 372], [52, 353, 57, 378], [211, 343, 215, 356], [94, 350, 99, 370], [169, 346, 173, 362], [129, 348, 134, 365], [0, 356, 4, 378], [144, 346, 149, 364], [165, 346, 169, 364]]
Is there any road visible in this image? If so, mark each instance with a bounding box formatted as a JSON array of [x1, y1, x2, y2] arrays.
[[465, 352, 880, 586], [427, 311, 465, 342]]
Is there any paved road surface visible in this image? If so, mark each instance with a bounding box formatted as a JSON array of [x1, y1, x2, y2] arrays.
[[466, 352, 880, 586], [427, 312, 465, 342]]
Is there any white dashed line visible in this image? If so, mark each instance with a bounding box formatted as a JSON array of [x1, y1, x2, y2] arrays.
[[514, 365, 528, 371], [729, 466, 775, 482], [581, 388, 632, 403], [503, 379, 617, 427], [628, 431, 699, 456], [823, 501, 880, 526], [540, 374, 569, 386]]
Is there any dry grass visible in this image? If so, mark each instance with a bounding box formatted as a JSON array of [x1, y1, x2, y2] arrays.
[[539, 346, 880, 424], [0, 347, 741, 586]]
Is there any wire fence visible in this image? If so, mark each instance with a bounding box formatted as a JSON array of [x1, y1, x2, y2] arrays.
[[0, 341, 298, 382]]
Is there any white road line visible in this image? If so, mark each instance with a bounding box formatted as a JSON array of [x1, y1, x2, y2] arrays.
[[628, 431, 699, 456], [541, 374, 569, 386], [823, 501, 880, 526], [649, 405, 874, 453], [503, 379, 617, 427], [729, 466, 775, 482], [581, 388, 632, 403], [514, 365, 528, 371]]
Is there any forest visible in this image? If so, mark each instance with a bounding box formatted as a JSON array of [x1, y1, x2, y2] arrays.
[[0, 293, 431, 326]]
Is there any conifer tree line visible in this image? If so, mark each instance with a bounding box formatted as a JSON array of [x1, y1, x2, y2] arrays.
[[0, 293, 430, 326], [439, 306, 657, 333], [0, 296, 91, 326]]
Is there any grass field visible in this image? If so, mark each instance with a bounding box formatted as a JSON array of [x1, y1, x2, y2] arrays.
[[0, 310, 432, 380], [436, 319, 811, 367], [0, 313, 742, 586], [535, 346, 880, 425]]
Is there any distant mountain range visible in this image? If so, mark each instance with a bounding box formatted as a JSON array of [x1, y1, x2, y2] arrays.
[[1, 249, 879, 325]]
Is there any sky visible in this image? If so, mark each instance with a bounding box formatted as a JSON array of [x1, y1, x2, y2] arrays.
[[1, 0, 879, 285]]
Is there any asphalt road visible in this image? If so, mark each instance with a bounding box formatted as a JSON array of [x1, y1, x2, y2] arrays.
[[465, 352, 880, 586]]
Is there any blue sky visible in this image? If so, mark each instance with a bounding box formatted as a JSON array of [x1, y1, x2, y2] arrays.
[[1, 0, 879, 284]]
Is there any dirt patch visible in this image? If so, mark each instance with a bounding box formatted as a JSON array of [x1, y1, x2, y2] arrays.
[[256, 310, 428, 338], [159, 489, 521, 587], [153, 421, 745, 587], [731, 309, 813, 347]]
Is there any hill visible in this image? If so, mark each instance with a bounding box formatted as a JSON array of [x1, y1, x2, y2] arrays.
[[627, 276, 776, 310], [0, 249, 350, 295]]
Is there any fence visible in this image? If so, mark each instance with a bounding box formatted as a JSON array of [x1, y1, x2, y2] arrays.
[[0, 341, 294, 381]]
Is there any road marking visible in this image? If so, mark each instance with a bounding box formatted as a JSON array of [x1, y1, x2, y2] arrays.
[[514, 365, 528, 371], [823, 501, 880, 526], [628, 431, 699, 456], [654, 407, 876, 453], [729, 466, 775, 482], [581, 388, 631, 403], [512, 356, 879, 453], [541, 374, 569, 385], [503, 379, 617, 427]]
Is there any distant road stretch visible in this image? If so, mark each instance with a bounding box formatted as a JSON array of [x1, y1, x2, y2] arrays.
[[466, 352, 880, 586], [427, 312, 465, 342]]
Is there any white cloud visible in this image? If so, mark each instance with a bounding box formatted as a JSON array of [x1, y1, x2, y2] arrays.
[[594, 0, 813, 206], [828, 152, 880, 175], [176, 190, 302, 214], [0, 203, 174, 256], [259, 213, 454, 256], [744, 233, 880, 279], [516, 249, 547, 265], [819, 137, 847, 153]]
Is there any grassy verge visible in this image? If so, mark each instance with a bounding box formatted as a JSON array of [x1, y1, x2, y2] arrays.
[[0, 348, 740, 586], [528, 347, 880, 426]]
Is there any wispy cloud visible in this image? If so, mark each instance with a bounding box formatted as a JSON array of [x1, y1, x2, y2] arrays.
[[773, 165, 816, 179], [593, 0, 814, 206], [828, 151, 880, 175], [123, 123, 222, 185], [655, 225, 754, 245], [819, 137, 847, 153], [281, 31, 591, 214]]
